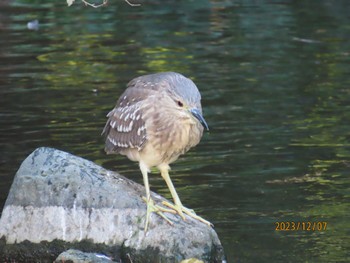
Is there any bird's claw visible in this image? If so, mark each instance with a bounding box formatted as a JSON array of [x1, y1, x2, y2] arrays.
[[162, 201, 213, 227], [142, 197, 174, 232]]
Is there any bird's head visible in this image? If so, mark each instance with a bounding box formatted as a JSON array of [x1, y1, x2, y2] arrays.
[[164, 72, 209, 131]]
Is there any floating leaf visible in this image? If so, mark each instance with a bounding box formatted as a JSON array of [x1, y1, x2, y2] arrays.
[[67, 0, 75, 6]]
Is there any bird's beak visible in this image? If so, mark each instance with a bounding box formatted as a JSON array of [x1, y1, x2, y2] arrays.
[[190, 108, 209, 131]]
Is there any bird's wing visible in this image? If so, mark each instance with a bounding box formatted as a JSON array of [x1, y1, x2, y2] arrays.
[[102, 87, 149, 154]]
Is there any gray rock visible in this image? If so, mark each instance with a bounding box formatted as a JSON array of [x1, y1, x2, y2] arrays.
[[55, 249, 116, 263], [0, 147, 225, 262]]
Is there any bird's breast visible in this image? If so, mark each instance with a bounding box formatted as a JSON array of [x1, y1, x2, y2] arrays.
[[141, 111, 203, 166]]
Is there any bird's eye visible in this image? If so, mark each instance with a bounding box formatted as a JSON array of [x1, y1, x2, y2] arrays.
[[177, 101, 183, 107]]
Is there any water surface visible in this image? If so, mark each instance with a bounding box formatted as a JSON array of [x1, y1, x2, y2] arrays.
[[1, 1, 350, 262]]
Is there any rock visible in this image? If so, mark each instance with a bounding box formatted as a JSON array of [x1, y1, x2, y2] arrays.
[[55, 249, 116, 263], [0, 147, 225, 262], [180, 259, 205, 263]]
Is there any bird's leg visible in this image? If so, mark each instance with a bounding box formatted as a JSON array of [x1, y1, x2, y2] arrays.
[[159, 165, 213, 227], [159, 165, 186, 220], [140, 162, 174, 232]]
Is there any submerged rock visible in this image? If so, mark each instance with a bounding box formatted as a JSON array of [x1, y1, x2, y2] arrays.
[[0, 147, 225, 262]]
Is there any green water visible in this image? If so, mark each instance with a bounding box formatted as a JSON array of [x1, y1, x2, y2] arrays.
[[1, 1, 350, 262]]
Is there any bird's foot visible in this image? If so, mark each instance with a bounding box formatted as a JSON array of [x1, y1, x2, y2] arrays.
[[142, 197, 175, 232], [162, 201, 214, 227]]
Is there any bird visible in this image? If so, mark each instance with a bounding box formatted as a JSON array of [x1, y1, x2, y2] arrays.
[[102, 72, 212, 231]]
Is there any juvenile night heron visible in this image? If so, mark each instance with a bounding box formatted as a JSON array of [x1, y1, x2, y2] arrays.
[[102, 72, 211, 231]]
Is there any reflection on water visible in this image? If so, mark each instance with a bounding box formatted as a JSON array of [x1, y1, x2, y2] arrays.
[[1, 1, 350, 262]]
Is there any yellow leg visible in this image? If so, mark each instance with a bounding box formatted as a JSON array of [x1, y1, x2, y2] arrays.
[[140, 162, 174, 232], [159, 165, 213, 227]]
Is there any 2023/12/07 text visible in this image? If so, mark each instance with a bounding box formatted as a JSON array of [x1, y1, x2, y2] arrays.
[[275, 221, 327, 231]]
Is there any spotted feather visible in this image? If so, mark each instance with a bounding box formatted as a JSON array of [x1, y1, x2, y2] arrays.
[[102, 87, 151, 153]]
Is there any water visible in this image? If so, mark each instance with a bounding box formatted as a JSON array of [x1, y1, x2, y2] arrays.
[[1, 1, 350, 262]]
